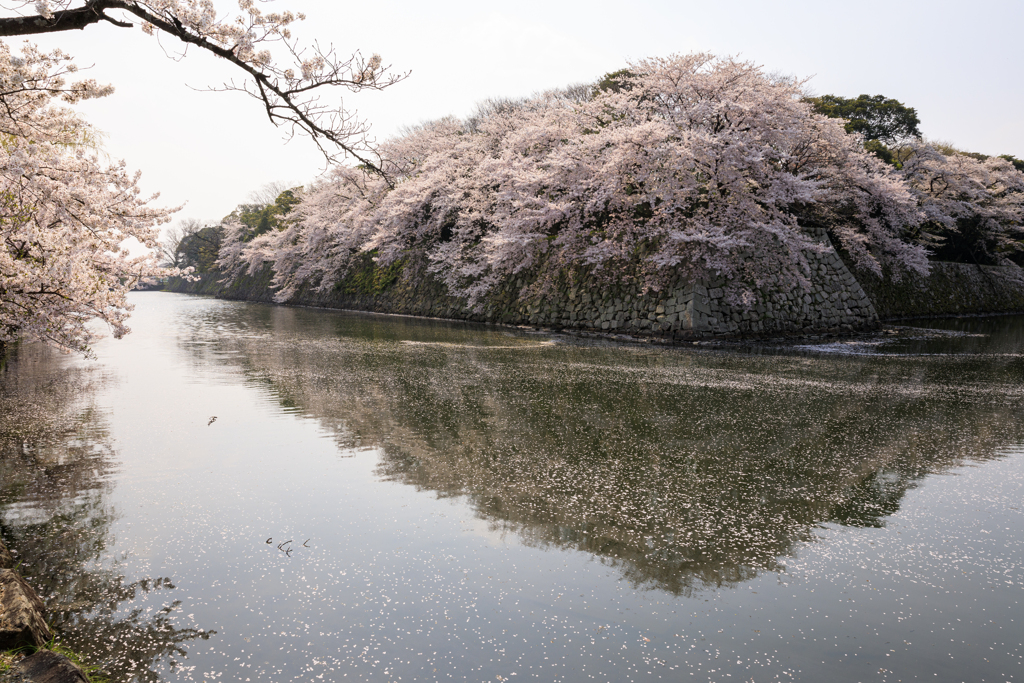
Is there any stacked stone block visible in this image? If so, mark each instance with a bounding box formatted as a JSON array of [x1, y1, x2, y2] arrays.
[[481, 231, 878, 339]]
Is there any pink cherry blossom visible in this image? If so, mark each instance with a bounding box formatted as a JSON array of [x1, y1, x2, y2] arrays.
[[225, 55, 934, 309], [0, 42, 180, 355]]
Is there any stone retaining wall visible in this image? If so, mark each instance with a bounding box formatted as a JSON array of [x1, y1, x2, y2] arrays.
[[853, 261, 1024, 320], [167, 230, 885, 338], [164, 231, 1024, 337], [484, 230, 877, 338]]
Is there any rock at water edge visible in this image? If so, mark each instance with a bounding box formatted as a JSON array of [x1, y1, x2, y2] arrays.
[[16, 650, 89, 683], [0, 570, 51, 649], [0, 539, 12, 570]]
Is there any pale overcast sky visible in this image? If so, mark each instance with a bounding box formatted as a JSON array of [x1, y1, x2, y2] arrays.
[[23, 0, 1024, 226]]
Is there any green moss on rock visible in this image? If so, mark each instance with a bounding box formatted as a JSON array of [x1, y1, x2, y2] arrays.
[[335, 253, 404, 295]]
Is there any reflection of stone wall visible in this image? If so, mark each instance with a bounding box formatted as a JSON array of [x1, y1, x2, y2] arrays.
[[168, 230, 883, 337]]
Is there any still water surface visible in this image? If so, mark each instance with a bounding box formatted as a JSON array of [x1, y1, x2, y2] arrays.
[[1, 293, 1022, 682]]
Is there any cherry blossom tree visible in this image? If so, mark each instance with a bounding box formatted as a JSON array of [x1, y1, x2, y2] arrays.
[[0, 42, 175, 355], [1, 1, 406, 355], [0, 0, 406, 172], [224, 54, 931, 308], [897, 142, 1024, 265]]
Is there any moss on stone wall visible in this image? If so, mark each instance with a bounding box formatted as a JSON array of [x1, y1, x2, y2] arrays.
[[335, 253, 405, 295]]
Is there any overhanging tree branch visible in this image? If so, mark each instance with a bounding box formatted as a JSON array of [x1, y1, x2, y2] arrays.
[[0, 2, 125, 35], [0, 1, 406, 180]]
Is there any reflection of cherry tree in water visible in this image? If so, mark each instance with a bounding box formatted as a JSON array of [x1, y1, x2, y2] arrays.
[[0, 345, 212, 683], [372, 402, 1011, 596], [201, 313, 1024, 596]]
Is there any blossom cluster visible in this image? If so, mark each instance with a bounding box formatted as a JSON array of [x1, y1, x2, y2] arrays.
[[0, 42, 176, 354], [899, 142, 1024, 262]]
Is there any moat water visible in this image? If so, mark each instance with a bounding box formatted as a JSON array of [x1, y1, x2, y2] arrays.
[[1, 293, 1022, 682]]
